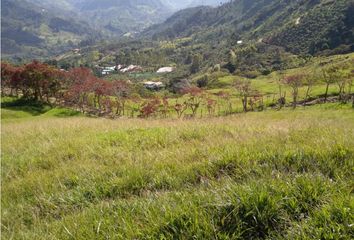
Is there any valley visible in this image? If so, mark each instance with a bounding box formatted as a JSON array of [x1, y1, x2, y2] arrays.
[[1, 0, 354, 239]]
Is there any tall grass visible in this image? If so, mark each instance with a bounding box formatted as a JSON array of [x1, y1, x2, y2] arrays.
[[1, 106, 354, 239]]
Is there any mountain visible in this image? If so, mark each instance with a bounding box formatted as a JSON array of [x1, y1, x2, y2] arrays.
[[144, 0, 354, 55], [73, 0, 173, 35], [25, 0, 174, 36], [1, 0, 177, 60], [1, 0, 101, 60], [54, 0, 353, 75], [188, 0, 229, 8], [162, 0, 228, 9]]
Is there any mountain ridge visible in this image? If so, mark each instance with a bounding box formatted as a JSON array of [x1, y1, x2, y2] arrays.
[[1, 0, 101, 60], [143, 0, 354, 55]]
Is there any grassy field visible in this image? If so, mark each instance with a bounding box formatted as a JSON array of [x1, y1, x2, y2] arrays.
[[1, 101, 354, 239]]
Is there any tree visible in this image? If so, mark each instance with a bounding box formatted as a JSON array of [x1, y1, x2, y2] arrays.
[[112, 80, 130, 117], [139, 97, 161, 118], [224, 50, 237, 73], [174, 101, 188, 118], [303, 72, 317, 104], [182, 87, 204, 117], [1, 62, 17, 96], [274, 71, 287, 109], [197, 75, 209, 88], [283, 74, 304, 109], [205, 97, 217, 116], [66, 67, 96, 111], [349, 70, 354, 96], [322, 65, 341, 102], [249, 92, 264, 112], [160, 97, 170, 118], [215, 91, 232, 115], [234, 79, 252, 112], [19, 61, 62, 103], [190, 54, 202, 74], [89, 78, 112, 111]]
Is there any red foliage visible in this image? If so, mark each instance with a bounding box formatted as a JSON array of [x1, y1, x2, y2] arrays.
[[174, 102, 188, 118], [206, 98, 217, 115], [139, 97, 161, 118], [182, 86, 204, 117], [67, 67, 93, 86], [1, 60, 63, 101]]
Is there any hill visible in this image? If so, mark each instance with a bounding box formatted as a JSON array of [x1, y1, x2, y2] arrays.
[[144, 0, 354, 55], [25, 0, 174, 36], [1, 0, 101, 61], [73, 0, 173, 35]]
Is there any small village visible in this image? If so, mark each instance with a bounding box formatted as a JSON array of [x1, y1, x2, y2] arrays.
[[98, 64, 175, 90]]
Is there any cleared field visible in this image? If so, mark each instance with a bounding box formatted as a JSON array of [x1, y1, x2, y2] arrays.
[[1, 104, 354, 239]]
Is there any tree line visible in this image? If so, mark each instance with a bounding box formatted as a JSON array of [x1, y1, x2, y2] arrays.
[[1, 60, 353, 119]]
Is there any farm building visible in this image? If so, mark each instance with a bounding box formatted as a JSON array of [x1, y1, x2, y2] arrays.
[[143, 81, 164, 90], [157, 67, 175, 73]]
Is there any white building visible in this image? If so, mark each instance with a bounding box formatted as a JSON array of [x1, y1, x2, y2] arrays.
[[120, 65, 143, 73], [157, 67, 175, 73], [143, 81, 164, 90]]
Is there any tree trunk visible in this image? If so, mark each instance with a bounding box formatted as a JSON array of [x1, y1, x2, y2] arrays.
[[324, 83, 330, 103], [97, 95, 101, 110], [242, 96, 247, 112], [293, 89, 298, 109], [122, 101, 126, 116], [278, 84, 282, 99], [305, 86, 311, 105]]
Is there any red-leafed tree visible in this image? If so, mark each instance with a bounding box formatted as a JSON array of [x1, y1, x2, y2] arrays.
[[1, 62, 17, 96], [66, 67, 95, 110], [139, 97, 161, 118], [182, 87, 204, 117], [205, 97, 217, 116], [112, 80, 130, 117], [4, 60, 63, 103], [174, 101, 188, 118], [160, 97, 170, 118], [90, 78, 113, 110]]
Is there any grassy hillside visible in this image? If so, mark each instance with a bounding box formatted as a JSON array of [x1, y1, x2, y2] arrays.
[[2, 102, 354, 239]]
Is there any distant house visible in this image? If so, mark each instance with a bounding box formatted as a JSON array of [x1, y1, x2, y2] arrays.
[[120, 65, 143, 73], [116, 65, 124, 71], [101, 66, 116, 75], [237, 40, 243, 44], [157, 67, 175, 73], [143, 81, 164, 90], [105, 66, 116, 71], [295, 17, 301, 25]]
